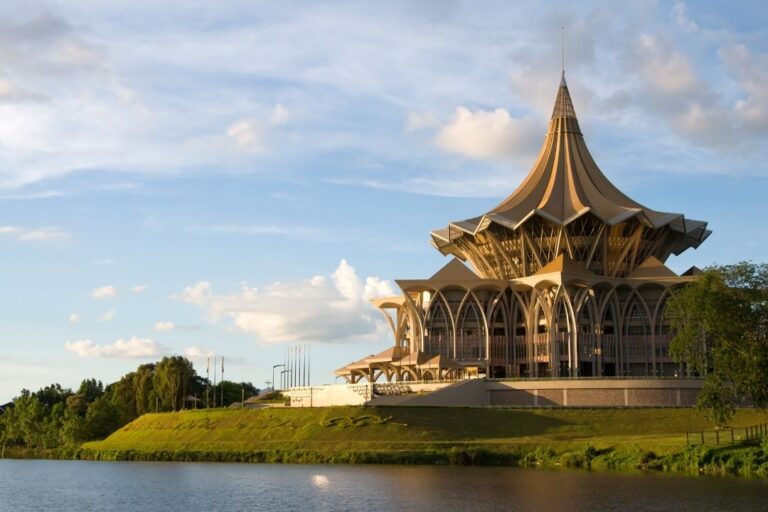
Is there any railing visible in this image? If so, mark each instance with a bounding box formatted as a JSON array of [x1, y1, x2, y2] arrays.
[[487, 375, 703, 382], [686, 422, 768, 446]]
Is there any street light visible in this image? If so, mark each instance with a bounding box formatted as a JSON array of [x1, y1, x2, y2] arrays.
[[280, 369, 292, 390], [272, 364, 285, 391]]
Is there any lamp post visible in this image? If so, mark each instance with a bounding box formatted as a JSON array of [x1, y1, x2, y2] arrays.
[[280, 369, 292, 390], [272, 364, 285, 391]]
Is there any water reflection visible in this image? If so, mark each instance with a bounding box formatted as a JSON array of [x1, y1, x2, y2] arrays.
[[0, 460, 766, 512]]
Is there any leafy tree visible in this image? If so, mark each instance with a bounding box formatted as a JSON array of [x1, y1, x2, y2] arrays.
[[108, 372, 139, 424], [77, 379, 104, 403], [212, 381, 260, 407], [0, 409, 9, 456], [667, 262, 768, 424], [135, 364, 156, 415], [41, 402, 66, 449], [33, 384, 73, 408], [61, 407, 87, 446], [66, 394, 88, 416], [153, 357, 195, 411], [84, 395, 122, 440], [11, 394, 46, 450]]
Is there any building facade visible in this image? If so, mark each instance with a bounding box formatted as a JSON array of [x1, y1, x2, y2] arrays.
[[336, 74, 710, 384]]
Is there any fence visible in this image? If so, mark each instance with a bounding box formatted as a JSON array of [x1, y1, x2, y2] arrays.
[[686, 422, 768, 446]]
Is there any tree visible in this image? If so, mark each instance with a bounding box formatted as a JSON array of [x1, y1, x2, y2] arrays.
[[77, 379, 104, 403], [212, 381, 260, 407], [108, 372, 140, 424], [134, 364, 156, 415], [33, 383, 72, 408], [667, 262, 768, 424], [83, 395, 122, 440], [10, 394, 46, 450], [153, 357, 195, 411]]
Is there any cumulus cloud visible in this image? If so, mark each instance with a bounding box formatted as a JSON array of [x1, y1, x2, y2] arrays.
[[176, 259, 394, 343], [184, 346, 215, 358], [98, 310, 115, 323], [131, 284, 148, 293], [634, 35, 699, 97], [65, 336, 161, 358], [720, 44, 768, 132], [68, 313, 80, 324], [91, 285, 116, 299], [0, 226, 70, 241], [435, 107, 540, 160], [154, 321, 175, 331], [620, 34, 768, 148]]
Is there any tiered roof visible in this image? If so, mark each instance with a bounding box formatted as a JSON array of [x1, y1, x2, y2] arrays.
[[431, 74, 711, 266]]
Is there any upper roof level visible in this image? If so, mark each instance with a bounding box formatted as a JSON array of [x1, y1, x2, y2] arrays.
[[430, 74, 710, 277]]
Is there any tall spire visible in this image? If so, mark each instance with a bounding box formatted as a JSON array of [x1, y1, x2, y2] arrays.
[[561, 24, 565, 81]]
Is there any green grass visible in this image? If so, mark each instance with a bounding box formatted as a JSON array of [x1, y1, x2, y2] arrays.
[[80, 407, 768, 476]]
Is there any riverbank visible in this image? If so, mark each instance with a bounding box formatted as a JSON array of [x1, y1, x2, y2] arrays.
[[53, 407, 768, 477]]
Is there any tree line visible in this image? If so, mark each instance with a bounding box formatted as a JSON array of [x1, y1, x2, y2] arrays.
[[668, 261, 768, 424], [0, 356, 258, 455]]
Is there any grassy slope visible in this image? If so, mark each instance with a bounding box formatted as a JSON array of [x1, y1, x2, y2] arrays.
[[80, 407, 768, 475]]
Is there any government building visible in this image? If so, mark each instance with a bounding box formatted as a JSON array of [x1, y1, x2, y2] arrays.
[[335, 73, 710, 388]]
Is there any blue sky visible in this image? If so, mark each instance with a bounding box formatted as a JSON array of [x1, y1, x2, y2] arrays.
[[1, 0, 766, 402]]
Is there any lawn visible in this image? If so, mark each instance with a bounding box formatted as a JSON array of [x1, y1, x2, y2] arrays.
[[82, 406, 768, 462]]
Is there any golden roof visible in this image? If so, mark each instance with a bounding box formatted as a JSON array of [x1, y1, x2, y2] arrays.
[[431, 75, 710, 253]]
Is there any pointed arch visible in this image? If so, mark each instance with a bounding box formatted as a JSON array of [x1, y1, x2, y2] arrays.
[[622, 289, 652, 376], [424, 292, 452, 358], [456, 296, 486, 362]]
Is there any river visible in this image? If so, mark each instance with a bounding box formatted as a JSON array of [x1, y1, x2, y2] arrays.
[[1, 460, 766, 511]]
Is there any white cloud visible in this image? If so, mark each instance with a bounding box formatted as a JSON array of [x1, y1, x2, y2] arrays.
[[68, 313, 80, 325], [364, 276, 396, 298], [154, 321, 175, 331], [131, 284, 149, 293], [176, 259, 394, 343], [98, 310, 115, 323], [634, 35, 698, 96], [65, 336, 161, 358], [226, 104, 290, 153], [435, 107, 539, 160], [672, 2, 698, 32], [405, 111, 438, 132], [0, 226, 69, 241], [270, 104, 290, 125], [184, 346, 215, 358], [720, 44, 768, 132], [226, 120, 264, 153], [91, 285, 117, 299]]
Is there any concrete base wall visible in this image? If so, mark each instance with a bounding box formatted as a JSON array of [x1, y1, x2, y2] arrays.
[[487, 379, 702, 407], [286, 383, 372, 407], [285, 379, 703, 408]]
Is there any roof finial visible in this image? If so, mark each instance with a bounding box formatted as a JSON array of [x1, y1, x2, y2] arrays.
[[561, 24, 565, 82]]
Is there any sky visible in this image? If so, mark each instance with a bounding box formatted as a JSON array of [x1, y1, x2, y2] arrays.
[[1, 0, 767, 402]]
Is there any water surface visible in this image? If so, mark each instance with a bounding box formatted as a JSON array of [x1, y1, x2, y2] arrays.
[[1, 460, 766, 512]]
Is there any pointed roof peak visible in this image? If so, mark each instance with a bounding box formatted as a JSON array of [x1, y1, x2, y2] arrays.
[[429, 258, 478, 281], [551, 75, 577, 120]]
